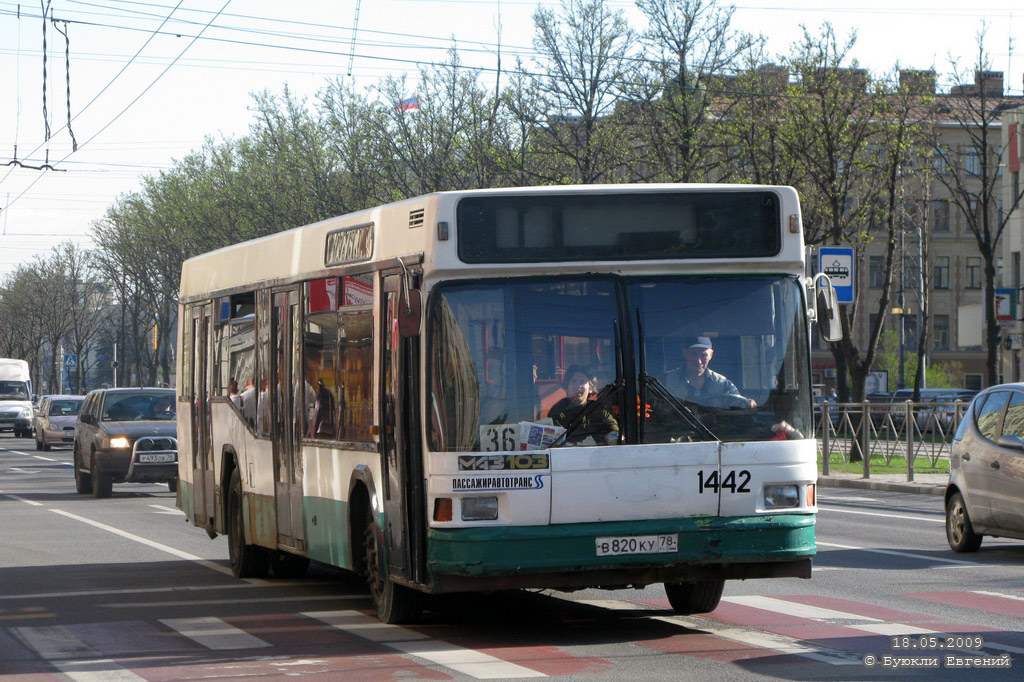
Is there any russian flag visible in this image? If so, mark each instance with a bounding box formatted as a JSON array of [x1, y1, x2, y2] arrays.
[[396, 96, 419, 111]]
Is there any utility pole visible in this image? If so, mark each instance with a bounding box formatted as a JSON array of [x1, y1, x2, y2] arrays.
[[897, 227, 906, 389]]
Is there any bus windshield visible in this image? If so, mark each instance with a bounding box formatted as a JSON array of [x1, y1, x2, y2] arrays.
[[428, 275, 811, 451]]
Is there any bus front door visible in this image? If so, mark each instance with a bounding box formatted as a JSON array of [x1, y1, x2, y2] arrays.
[[271, 288, 305, 551], [380, 277, 426, 584]]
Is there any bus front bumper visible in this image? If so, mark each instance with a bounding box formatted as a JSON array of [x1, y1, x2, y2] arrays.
[[425, 514, 815, 592]]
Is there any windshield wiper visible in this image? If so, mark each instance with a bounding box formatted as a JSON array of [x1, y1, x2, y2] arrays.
[[640, 373, 719, 442], [634, 309, 717, 441]]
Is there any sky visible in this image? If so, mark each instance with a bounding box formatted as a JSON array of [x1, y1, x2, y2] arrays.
[[0, 0, 1021, 277]]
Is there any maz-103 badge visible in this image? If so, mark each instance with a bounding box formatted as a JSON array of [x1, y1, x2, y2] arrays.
[[458, 454, 550, 471]]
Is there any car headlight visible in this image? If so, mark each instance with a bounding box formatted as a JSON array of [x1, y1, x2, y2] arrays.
[[18, 407, 31, 418], [764, 484, 800, 509], [109, 436, 131, 449]]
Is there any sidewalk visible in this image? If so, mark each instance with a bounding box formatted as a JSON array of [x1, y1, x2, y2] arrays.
[[817, 470, 947, 495]]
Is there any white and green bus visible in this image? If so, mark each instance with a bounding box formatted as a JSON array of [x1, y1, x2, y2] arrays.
[[176, 184, 839, 623]]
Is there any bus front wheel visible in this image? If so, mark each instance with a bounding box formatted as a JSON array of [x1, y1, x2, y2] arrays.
[[227, 469, 270, 579], [665, 579, 725, 615], [363, 509, 422, 624]]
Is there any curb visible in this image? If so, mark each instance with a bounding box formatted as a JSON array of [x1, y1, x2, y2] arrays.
[[817, 476, 946, 496]]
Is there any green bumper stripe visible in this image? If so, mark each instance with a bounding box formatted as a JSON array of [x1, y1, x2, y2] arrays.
[[178, 479, 194, 521], [428, 514, 815, 577], [304, 496, 354, 570]]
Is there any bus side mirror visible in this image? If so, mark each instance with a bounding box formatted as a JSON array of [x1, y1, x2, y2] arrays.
[[398, 289, 422, 337], [816, 286, 843, 342]]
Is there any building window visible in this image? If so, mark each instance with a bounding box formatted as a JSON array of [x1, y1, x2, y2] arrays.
[[963, 148, 980, 176], [932, 201, 950, 231], [964, 373, 983, 391], [902, 256, 920, 290], [932, 314, 949, 351], [900, 315, 919, 351], [966, 257, 982, 289], [869, 255, 885, 288], [933, 256, 950, 290]]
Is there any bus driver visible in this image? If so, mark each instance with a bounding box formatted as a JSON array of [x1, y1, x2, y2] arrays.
[[670, 336, 756, 409]]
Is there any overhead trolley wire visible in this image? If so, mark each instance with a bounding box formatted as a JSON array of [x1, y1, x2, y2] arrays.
[[0, 0, 230, 221]]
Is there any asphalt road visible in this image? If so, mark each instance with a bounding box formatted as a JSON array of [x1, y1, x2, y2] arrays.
[[2, 433, 1023, 681]]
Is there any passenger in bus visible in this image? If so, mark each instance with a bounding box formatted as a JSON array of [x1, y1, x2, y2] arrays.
[[669, 336, 756, 409], [547, 365, 619, 445], [256, 378, 270, 432], [239, 379, 257, 426], [228, 379, 242, 409]]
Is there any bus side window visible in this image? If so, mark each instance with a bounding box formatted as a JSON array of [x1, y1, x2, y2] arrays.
[[303, 275, 375, 442]]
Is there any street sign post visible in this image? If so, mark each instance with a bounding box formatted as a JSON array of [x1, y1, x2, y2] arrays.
[[818, 247, 855, 303]]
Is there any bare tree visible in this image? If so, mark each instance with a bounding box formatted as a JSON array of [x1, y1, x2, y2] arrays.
[[630, 0, 762, 182], [931, 29, 1024, 385], [522, 0, 635, 183]]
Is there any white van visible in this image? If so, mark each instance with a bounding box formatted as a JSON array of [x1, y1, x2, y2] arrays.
[[0, 359, 34, 438]]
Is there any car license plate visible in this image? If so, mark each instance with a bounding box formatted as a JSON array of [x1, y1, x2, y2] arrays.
[[138, 453, 174, 463], [595, 534, 678, 556]]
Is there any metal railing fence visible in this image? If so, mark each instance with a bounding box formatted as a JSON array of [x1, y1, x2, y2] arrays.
[[815, 400, 968, 481]]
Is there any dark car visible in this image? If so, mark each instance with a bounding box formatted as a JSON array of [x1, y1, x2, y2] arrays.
[[73, 388, 178, 498], [946, 383, 1024, 552], [34, 395, 85, 450]]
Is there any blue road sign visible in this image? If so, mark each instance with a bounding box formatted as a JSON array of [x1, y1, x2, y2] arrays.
[[63, 354, 78, 369], [819, 247, 855, 303]]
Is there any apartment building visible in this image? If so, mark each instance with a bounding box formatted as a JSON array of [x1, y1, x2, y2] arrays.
[[811, 71, 1024, 392]]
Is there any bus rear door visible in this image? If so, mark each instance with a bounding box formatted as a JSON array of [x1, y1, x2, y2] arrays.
[[271, 287, 305, 551], [188, 302, 216, 530]]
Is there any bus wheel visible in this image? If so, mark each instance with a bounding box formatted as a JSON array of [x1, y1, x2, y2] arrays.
[[73, 447, 91, 494], [363, 509, 422, 624], [270, 552, 310, 579], [665, 579, 725, 615], [227, 469, 270, 579]]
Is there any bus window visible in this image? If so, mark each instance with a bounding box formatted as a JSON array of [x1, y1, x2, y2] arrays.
[[305, 275, 375, 442], [429, 278, 617, 452]]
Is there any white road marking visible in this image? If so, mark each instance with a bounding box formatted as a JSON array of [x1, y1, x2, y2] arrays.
[[306, 610, 547, 678], [13, 625, 146, 681], [148, 504, 183, 515], [723, 595, 881, 622], [581, 599, 859, 665], [656, 617, 862, 665], [818, 495, 878, 502], [161, 616, 272, 650], [7, 467, 41, 474], [0, 582, 333, 602], [725, 595, 1024, 656], [0, 490, 43, 506], [32, 455, 58, 462], [817, 507, 944, 523], [106, 595, 369, 608], [816, 541, 982, 566], [48, 508, 244, 579], [972, 590, 1024, 602]]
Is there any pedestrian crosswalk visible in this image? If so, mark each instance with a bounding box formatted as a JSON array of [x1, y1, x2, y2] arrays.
[[4, 590, 1024, 680]]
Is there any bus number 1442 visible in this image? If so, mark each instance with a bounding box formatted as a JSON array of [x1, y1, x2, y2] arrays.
[[698, 469, 752, 494]]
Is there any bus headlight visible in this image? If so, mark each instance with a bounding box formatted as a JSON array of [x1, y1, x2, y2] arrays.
[[764, 485, 800, 509], [109, 436, 131, 449], [461, 496, 498, 521]]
